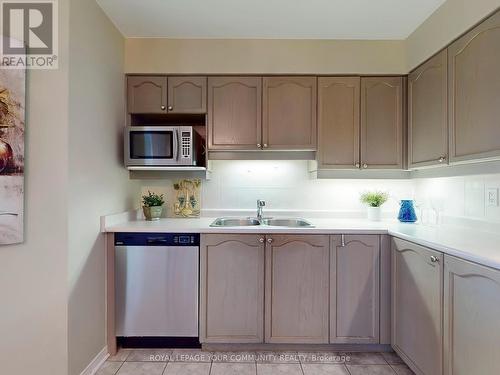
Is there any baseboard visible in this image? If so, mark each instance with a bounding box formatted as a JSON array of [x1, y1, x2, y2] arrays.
[[203, 343, 392, 352], [79, 346, 109, 375]]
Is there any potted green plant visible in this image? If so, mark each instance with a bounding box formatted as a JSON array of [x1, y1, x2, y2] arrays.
[[142, 191, 165, 221], [360, 191, 389, 222]]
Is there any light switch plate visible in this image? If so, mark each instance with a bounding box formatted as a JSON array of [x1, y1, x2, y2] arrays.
[[486, 188, 499, 207]]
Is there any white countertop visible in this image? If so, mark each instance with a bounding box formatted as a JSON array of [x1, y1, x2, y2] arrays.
[[104, 215, 500, 271], [104, 217, 389, 234], [388, 223, 500, 271]]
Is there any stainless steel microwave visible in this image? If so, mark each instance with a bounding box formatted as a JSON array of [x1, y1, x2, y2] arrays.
[[125, 126, 202, 167]]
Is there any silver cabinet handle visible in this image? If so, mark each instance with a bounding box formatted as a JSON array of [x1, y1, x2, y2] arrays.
[[259, 237, 265, 243], [257, 144, 262, 148], [430, 255, 439, 263], [341, 234, 346, 247], [355, 163, 360, 168], [160, 105, 166, 110], [263, 144, 268, 148], [438, 156, 446, 163], [168, 106, 173, 111], [267, 238, 273, 244], [363, 163, 368, 169]]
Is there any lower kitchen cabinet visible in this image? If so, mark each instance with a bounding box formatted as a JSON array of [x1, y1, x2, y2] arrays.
[[200, 234, 265, 343], [444, 256, 500, 375], [265, 235, 330, 343], [392, 238, 443, 375], [330, 235, 380, 343]]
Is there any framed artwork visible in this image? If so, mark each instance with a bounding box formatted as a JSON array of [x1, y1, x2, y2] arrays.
[[172, 179, 201, 218], [0, 65, 25, 244]]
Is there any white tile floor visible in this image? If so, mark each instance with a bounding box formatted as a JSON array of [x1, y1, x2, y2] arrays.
[[98, 349, 415, 375]]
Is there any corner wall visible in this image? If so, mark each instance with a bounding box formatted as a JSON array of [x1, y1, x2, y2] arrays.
[[406, 0, 500, 70], [68, 1, 140, 374], [0, 0, 70, 374]]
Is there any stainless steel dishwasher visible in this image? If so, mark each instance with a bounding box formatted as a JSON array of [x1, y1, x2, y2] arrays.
[[115, 232, 199, 347]]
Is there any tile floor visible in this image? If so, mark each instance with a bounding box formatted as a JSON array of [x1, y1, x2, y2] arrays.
[[97, 349, 415, 375]]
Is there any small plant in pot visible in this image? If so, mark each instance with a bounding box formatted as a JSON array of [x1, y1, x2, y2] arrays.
[[360, 191, 389, 222], [142, 191, 165, 221]]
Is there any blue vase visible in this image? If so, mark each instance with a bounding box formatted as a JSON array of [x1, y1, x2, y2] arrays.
[[398, 200, 417, 223]]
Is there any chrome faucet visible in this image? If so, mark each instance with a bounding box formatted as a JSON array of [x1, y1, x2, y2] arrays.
[[257, 199, 266, 221]]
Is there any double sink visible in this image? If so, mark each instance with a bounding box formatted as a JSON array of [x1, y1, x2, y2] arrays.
[[210, 217, 314, 228]]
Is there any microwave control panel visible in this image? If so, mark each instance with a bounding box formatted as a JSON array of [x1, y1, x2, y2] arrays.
[[181, 131, 191, 159]]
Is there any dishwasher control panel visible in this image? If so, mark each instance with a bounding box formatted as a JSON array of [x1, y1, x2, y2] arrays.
[[115, 232, 200, 246]]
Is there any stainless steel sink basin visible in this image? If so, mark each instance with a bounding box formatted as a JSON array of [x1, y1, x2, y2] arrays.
[[210, 217, 315, 228], [210, 217, 261, 227], [261, 218, 314, 228]]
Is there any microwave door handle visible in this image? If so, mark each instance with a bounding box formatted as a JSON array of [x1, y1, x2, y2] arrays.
[[173, 129, 180, 161]]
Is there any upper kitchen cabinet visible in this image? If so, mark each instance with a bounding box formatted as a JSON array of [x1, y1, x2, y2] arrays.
[[448, 10, 500, 163], [207, 77, 262, 150], [127, 75, 206, 114], [127, 76, 168, 114], [318, 77, 361, 169], [392, 238, 443, 375], [361, 77, 404, 169], [408, 50, 448, 168], [263, 77, 317, 150], [265, 235, 329, 343], [444, 256, 500, 375], [330, 235, 380, 344], [167, 76, 207, 114]]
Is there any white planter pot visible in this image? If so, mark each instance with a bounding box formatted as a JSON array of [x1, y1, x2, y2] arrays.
[[367, 206, 382, 222]]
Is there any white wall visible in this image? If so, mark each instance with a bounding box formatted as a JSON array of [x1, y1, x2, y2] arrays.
[[140, 162, 500, 228], [67, 1, 140, 375], [414, 174, 500, 225], [0, 1, 69, 374]]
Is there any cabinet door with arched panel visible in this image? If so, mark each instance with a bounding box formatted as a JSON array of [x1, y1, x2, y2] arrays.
[[330, 235, 380, 343], [127, 75, 168, 114], [408, 50, 448, 168], [318, 77, 361, 169], [444, 256, 500, 375], [264, 234, 329, 343], [167, 76, 207, 114], [392, 238, 443, 375], [448, 10, 500, 162], [263, 77, 317, 150], [207, 77, 262, 150], [200, 234, 265, 343], [360, 76, 404, 169]]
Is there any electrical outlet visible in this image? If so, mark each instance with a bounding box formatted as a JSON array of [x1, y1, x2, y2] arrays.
[[486, 188, 499, 207]]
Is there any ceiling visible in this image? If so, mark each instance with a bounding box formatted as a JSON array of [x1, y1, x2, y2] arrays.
[[96, 0, 446, 40]]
